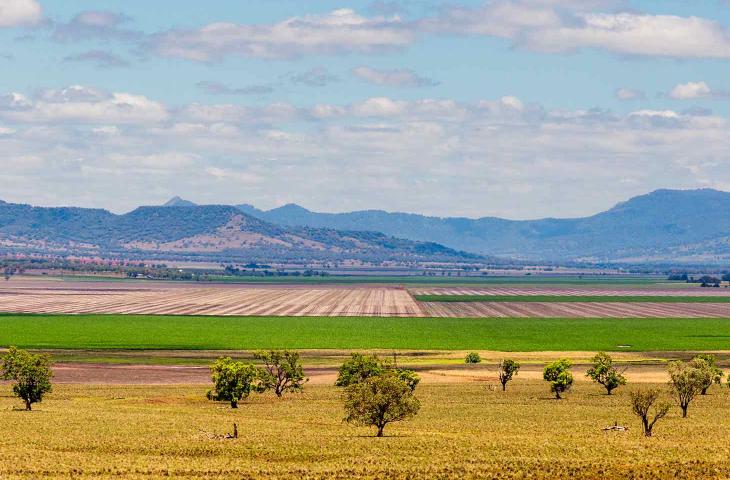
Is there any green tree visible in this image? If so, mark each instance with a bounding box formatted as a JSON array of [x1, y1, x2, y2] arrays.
[[343, 370, 421, 437], [465, 352, 482, 364], [692, 354, 724, 395], [335, 353, 420, 392], [586, 352, 627, 395], [630, 388, 671, 437], [1, 347, 54, 411], [668, 359, 706, 418], [254, 350, 308, 398], [207, 357, 262, 408], [543, 359, 573, 399], [497, 359, 521, 391]]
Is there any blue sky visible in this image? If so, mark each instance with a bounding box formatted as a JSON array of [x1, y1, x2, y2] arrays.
[[1, 0, 730, 218]]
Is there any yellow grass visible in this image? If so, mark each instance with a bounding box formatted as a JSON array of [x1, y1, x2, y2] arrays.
[[2, 381, 730, 479]]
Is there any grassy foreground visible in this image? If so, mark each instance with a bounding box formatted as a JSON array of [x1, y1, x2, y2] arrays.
[[3, 314, 730, 351], [415, 294, 730, 303], [1, 382, 729, 479]]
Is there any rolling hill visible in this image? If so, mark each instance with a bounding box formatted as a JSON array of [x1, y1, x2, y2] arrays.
[[170, 189, 730, 264], [0, 201, 477, 263]]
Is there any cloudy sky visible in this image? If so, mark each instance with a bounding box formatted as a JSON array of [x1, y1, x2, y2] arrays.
[[1, 0, 730, 219]]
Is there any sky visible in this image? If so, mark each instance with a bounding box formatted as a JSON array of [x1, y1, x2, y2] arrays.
[[1, 0, 730, 219]]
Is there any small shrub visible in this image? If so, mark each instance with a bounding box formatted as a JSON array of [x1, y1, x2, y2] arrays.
[[1, 346, 53, 411], [586, 352, 627, 395], [498, 359, 521, 391], [465, 352, 482, 364], [343, 370, 420, 437], [630, 388, 671, 437], [543, 359, 573, 399]]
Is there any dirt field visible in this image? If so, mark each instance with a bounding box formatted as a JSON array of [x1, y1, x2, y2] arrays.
[[0, 278, 424, 317], [420, 300, 730, 317], [3, 277, 730, 318]]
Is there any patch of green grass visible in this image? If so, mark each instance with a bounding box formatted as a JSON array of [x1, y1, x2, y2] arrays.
[[415, 294, 730, 303], [2, 314, 730, 351]]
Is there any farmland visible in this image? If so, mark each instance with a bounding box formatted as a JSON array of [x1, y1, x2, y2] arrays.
[[4, 314, 730, 351], [2, 380, 730, 479]]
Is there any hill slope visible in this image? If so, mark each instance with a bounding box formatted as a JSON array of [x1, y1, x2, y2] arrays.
[[0, 202, 477, 263], [231, 189, 730, 263]]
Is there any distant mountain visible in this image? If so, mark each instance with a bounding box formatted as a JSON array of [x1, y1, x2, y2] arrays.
[[163, 196, 197, 207], [0, 202, 477, 263], [231, 189, 730, 263]]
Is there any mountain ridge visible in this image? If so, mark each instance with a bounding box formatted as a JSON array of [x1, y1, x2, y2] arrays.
[[162, 188, 730, 263]]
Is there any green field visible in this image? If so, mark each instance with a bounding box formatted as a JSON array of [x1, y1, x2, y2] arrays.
[[2, 314, 730, 351], [415, 294, 730, 303]]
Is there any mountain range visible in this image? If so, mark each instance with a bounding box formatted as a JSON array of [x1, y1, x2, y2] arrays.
[[0, 201, 475, 263], [167, 189, 730, 264]]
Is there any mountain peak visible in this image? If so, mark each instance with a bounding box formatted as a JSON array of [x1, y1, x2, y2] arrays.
[[163, 196, 197, 207]]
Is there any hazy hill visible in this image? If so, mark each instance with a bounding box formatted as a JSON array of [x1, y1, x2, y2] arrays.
[[0, 202, 476, 263], [225, 189, 730, 263]]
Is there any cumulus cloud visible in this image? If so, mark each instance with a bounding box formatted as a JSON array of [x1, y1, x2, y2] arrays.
[[420, 1, 730, 59], [0, 0, 41, 27], [63, 50, 130, 68], [353, 66, 438, 87], [668, 81, 713, 100], [146, 9, 413, 61], [0, 86, 168, 124], [615, 88, 645, 101]]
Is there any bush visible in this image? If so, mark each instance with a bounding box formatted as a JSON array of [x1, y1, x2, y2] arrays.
[[586, 352, 627, 395], [630, 388, 670, 437], [207, 357, 262, 408], [343, 370, 421, 437], [254, 350, 308, 398], [498, 359, 521, 391], [543, 359, 573, 399], [1, 347, 53, 411], [465, 352, 482, 364]]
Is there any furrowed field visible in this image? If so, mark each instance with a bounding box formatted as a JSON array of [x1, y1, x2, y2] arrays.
[[2, 381, 730, 479], [4, 314, 730, 350]]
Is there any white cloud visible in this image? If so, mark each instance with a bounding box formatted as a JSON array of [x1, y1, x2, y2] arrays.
[[421, 1, 730, 59], [669, 81, 712, 100], [148, 9, 413, 61], [353, 66, 438, 87], [0, 86, 168, 124], [0, 0, 41, 27], [615, 88, 645, 101]]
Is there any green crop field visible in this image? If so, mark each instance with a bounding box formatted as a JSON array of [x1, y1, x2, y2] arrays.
[[2, 314, 730, 351], [415, 294, 730, 303]]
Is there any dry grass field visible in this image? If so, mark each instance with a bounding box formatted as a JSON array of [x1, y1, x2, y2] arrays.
[[2, 379, 730, 479]]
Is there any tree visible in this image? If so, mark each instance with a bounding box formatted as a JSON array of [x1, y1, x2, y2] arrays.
[[497, 359, 521, 391], [254, 350, 308, 398], [668, 360, 706, 418], [207, 357, 262, 408], [465, 352, 482, 364], [335, 353, 420, 392], [692, 354, 724, 395], [1, 347, 54, 411], [630, 388, 671, 437], [586, 352, 627, 395], [343, 370, 421, 437], [543, 359, 573, 399]]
